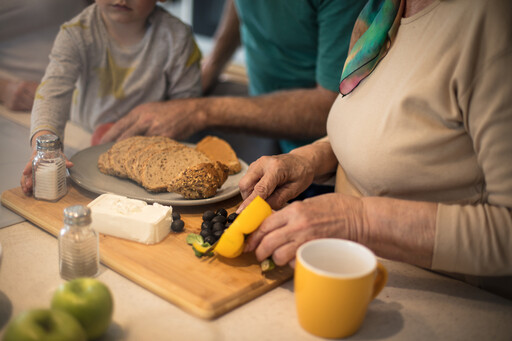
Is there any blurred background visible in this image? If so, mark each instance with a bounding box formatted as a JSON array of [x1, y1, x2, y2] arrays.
[[161, 0, 245, 69]]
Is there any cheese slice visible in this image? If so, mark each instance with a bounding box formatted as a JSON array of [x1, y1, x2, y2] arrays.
[[87, 193, 172, 244]]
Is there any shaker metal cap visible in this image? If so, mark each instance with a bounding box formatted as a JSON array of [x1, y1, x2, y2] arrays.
[[63, 205, 92, 225], [36, 134, 61, 150]]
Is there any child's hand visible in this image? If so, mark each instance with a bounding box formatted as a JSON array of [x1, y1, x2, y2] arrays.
[[20, 150, 74, 196], [20, 152, 36, 195]]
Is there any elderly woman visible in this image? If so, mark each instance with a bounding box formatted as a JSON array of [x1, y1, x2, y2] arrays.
[[239, 0, 512, 298]]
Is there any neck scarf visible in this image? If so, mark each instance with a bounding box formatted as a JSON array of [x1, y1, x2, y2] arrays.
[[339, 0, 404, 96]]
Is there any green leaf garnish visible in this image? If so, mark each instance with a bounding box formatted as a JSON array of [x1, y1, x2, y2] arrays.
[[186, 233, 204, 245]]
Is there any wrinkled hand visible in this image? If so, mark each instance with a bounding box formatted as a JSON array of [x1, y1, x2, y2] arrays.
[[237, 154, 315, 213], [244, 193, 364, 267], [20, 150, 73, 196], [100, 100, 205, 143], [0, 80, 38, 111]]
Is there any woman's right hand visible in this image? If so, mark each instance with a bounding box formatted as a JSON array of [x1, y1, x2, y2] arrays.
[[237, 153, 315, 212]]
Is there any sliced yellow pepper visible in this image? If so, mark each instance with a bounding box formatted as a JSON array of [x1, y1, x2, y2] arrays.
[[215, 196, 272, 258], [192, 242, 212, 255]]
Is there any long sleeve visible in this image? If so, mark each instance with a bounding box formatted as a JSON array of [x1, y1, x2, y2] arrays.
[[432, 44, 512, 275], [30, 25, 82, 143], [327, 0, 512, 277]]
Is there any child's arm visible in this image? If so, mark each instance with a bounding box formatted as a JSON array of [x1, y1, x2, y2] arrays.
[[22, 25, 82, 195], [30, 26, 83, 145]]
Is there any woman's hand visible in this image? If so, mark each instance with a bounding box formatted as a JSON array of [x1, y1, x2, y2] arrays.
[[244, 193, 364, 267], [237, 153, 316, 212]]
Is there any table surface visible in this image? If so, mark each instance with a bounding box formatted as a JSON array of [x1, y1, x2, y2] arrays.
[[1, 105, 512, 340]]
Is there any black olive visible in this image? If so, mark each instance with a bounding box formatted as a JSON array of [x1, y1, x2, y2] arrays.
[[200, 229, 211, 239], [202, 210, 215, 222], [201, 221, 212, 230], [215, 208, 228, 217], [211, 215, 227, 225], [204, 235, 216, 245], [213, 229, 224, 238], [212, 222, 225, 232], [171, 211, 181, 221], [170, 219, 184, 233], [227, 212, 238, 223], [225, 222, 231, 229]]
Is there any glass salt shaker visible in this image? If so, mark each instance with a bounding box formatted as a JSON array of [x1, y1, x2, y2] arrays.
[[32, 134, 67, 201], [59, 205, 99, 280]]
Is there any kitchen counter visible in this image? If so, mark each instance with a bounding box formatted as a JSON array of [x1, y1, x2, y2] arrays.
[[1, 105, 512, 340]]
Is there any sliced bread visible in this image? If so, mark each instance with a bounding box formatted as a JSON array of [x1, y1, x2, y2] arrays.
[[107, 136, 146, 178], [140, 146, 211, 192], [129, 137, 184, 183], [97, 151, 111, 175], [97, 136, 235, 198]]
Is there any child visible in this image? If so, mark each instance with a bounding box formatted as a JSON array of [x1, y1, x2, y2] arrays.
[[21, 0, 202, 194]]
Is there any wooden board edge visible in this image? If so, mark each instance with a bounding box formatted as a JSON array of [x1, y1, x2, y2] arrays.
[[2, 189, 58, 236], [101, 252, 293, 320], [2, 188, 295, 320]]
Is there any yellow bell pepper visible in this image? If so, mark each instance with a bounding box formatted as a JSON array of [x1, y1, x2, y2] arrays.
[[191, 241, 213, 255], [214, 196, 272, 258]]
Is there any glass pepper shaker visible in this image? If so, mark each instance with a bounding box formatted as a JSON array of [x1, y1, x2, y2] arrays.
[[59, 205, 99, 280], [32, 134, 67, 201]]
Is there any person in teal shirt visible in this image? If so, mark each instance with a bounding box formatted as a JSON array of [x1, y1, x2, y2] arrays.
[[204, 0, 365, 153]]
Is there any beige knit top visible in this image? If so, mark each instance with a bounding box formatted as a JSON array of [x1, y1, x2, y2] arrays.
[[327, 0, 512, 280]]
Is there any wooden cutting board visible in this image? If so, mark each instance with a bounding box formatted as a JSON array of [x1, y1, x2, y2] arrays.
[[1, 185, 293, 319]]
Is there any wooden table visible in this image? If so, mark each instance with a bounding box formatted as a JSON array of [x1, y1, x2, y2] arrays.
[[1, 105, 512, 340]]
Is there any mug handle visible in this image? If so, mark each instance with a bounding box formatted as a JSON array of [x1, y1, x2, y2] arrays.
[[371, 262, 388, 299]]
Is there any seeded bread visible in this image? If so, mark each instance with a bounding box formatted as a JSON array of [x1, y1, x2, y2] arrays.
[[140, 146, 211, 192], [167, 162, 229, 199], [130, 138, 185, 184], [123, 136, 170, 181], [107, 136, 146, 178], [195, 136, 241, 174], [98, 136, 234, 198], [97, 151, 110, 174]]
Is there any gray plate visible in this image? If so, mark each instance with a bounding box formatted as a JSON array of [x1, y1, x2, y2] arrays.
[[69, 142, 247, 206]]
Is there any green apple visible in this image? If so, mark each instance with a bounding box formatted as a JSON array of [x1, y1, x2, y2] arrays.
[[50, 278, 113, 340], [3, 308, 87, 341]]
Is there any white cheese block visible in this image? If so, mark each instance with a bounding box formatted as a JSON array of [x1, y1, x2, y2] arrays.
[[87, 193, 172, 244]]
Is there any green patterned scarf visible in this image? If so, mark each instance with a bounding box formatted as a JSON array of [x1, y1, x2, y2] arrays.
[[339, 0, 404, 95]]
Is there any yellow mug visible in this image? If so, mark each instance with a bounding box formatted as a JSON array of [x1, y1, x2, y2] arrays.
[[295, 239, 387, 339]]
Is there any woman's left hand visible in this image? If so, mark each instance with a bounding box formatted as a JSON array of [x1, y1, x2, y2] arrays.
[[244, 193, 364, 267]]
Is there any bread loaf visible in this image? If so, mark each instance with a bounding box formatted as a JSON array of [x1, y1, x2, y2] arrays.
[[167, 162, 229, 199], [97, 136, 236, 199], [141, 146, 211, 192]]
